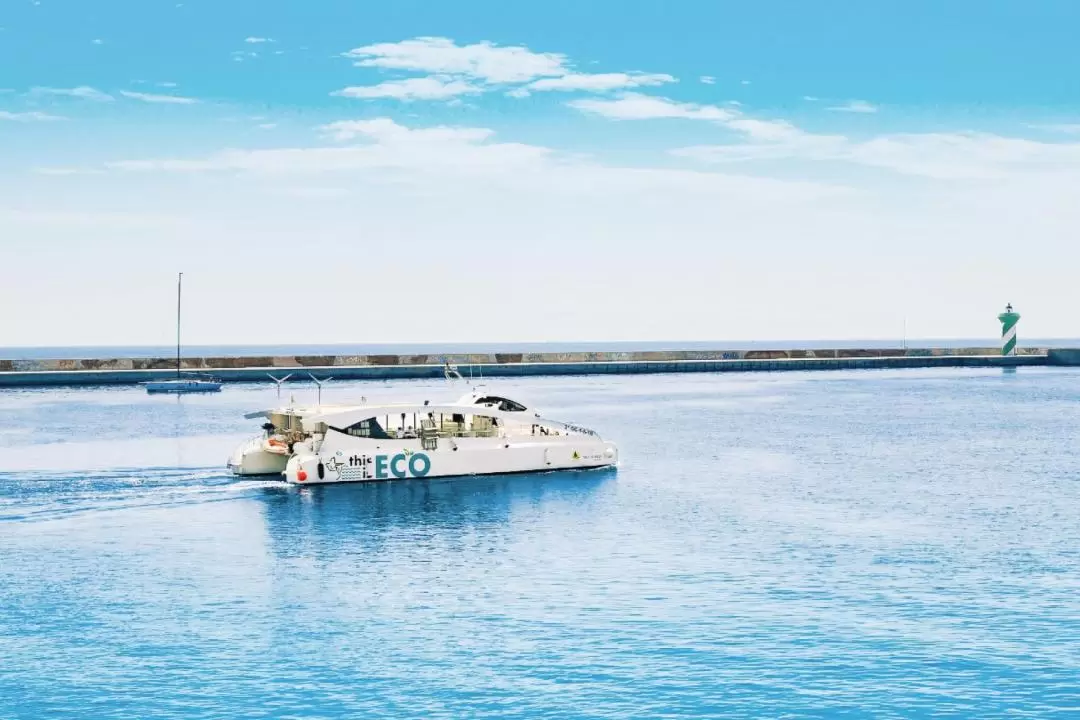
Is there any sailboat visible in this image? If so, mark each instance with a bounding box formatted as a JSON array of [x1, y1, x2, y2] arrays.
[[143, 272, 223, 394]]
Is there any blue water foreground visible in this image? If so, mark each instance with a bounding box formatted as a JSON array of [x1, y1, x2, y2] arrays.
[[2, 368, 1079, 718]]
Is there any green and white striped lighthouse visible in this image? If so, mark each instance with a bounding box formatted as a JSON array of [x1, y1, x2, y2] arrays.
[[998, 303, 1020, 356]]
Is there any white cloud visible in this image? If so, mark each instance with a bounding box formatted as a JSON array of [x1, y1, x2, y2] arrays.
[[674, 130, 1080, 180], [725, 118, 823, 143], [572, 94, 803, 141], [803, 95, 819, 101], [257, 123, 277, 130], [1034, 123, 1080, 134], [526, 72, 675, 93], [741, 80, 751, 85], [700, 76, 715, 85], [847, 132, 1080, 178], [318, 118, 493, 144], [245, 37, 274, 44], [344, 36, 567, 84], [0, 110, 64, 122], [158, 82, 178, 88], [338, 37, 677, 103], [15, 111, 1080, 347], [333, 76, 481, 101], [106, 118, 549, 174], [32, 167, 104, 175], [827, 99, 878, 114], [30, 86, 113, 101], [92, 38, 104, 45], [570, 92, 735, 122], [119, 90, 199, 104]]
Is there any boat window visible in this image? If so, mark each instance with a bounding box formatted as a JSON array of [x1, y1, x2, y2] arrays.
[[336, 417, 392, 439], [475, 396, 527, 412]]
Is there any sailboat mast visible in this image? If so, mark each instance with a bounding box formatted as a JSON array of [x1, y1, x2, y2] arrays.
[[176, 272, 182, 379]]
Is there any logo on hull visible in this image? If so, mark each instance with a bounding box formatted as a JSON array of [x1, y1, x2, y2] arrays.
[[376, 452, 431, 479], [334, 451, 432, 479]]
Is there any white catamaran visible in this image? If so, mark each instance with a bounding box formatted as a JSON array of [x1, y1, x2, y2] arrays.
[[143, 272, 222, 394], [227, 367, 618, 484]]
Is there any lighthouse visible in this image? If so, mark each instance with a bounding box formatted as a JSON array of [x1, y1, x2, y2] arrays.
[[997, 303, 1020, 356]]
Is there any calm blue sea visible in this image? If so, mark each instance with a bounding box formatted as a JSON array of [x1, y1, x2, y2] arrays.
[[3, 338, 1078, 360], [2, 368, 1079, 718]]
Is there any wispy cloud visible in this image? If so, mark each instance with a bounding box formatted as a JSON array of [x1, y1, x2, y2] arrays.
[[318, 118, 493, 144], [30, 86, 113, 101], [339, 37, 677, 103], [674, 130, 1080, 180], [119, 90, 199, 104], [827, 99, 878, 113], [33, 167, 104, 175], [333, 76, 481, 101], [158, 82, 178, 88], [107, 118, 549, 174], [0, 110, 64, 122], [570, 93, 736, 122], [803, 95, 819, 101], [525, 72, 675, 93], [92, 38, 104, 45], [1033, 123, 1080, 134], [245, 37, 274, 44], [343, 36, 567, 84], [699, 76, 716, 85]]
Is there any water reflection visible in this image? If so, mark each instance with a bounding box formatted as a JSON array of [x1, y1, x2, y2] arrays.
[[258, 468, 616, 558]]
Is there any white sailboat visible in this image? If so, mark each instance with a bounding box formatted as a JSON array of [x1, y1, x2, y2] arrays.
[[143, 272, 222, 394]]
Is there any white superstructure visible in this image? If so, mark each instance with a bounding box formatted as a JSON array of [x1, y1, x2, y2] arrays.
[[227, 385, 618, 485]]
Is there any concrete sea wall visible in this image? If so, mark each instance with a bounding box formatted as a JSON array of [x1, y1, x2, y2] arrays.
[[1048, 348, 1080, 366], [0, 347, 1058, 388]]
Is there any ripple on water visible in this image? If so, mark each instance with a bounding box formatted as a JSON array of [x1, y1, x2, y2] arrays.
[[2, 368, 1080, 718]]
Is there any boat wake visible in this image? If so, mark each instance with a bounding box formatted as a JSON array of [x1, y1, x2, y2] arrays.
[[0, 466, 287, 523]]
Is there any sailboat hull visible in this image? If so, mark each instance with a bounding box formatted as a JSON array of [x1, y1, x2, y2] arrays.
[[144, 380, 222, 393]]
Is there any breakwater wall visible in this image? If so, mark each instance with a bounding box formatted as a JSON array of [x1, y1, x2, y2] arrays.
[[0, 347, 1060, 388]]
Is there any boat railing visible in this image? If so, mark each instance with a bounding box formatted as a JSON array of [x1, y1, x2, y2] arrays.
[[545, 420, 599, 437]]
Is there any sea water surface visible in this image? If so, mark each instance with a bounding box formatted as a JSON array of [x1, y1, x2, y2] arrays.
[[1, 368, 1079, 718]]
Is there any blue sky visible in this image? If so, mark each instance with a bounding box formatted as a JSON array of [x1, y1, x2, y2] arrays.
[[2, 1, 1079, 346]]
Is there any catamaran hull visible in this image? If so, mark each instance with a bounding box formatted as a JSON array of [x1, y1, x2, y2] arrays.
[[283, 439, 618, 485], [227, 437, 290, 476]]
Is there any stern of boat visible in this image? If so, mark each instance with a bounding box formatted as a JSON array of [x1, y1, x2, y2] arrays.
[[227, 435, 289, 476]]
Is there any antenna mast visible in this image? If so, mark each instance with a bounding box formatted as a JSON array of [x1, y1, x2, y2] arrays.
[[176, 272, 182, 379]]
